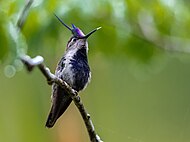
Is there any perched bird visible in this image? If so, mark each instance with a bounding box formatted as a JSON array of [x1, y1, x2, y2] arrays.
[[45, 14, 101, 128]]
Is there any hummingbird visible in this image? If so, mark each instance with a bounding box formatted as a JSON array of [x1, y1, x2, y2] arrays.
[[45, 14, 101, 128]]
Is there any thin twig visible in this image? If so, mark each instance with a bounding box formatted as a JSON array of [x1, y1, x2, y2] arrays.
[[20, 55, 103, 142], [17, 0, 34, 31]]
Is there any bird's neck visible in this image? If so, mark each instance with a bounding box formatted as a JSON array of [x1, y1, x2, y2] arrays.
[[73, 47, 88, 61]]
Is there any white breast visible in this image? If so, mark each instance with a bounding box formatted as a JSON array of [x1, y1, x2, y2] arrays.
[[61, 48, 78, 86]]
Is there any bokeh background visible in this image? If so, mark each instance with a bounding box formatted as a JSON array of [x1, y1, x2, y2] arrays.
[[1, 0, 190, 142]]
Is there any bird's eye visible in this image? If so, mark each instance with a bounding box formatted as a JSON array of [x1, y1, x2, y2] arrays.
[[67, 37, 78, 48], [72, 38, 77, 42]]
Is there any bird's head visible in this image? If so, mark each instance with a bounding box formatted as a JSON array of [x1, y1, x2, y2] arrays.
[[54, 14, 101, 51]]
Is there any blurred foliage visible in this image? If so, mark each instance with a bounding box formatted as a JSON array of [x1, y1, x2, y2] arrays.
[[1, 0, 190, 74], [1, 0, 190, 142]]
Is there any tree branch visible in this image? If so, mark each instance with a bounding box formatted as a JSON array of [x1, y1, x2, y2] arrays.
[[21, 55, 103, 142]]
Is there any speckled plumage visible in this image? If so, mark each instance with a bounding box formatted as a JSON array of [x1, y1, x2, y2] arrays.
[[46, 37, 91, 128]]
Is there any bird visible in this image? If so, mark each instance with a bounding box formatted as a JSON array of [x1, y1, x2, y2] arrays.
[[45, 14, 101, 128]]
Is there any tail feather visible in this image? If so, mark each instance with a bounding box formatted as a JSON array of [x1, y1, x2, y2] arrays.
[[46, 86, 72, 128]]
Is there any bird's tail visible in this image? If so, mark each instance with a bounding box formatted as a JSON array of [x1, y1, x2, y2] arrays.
[[45, 87, 72, 128]]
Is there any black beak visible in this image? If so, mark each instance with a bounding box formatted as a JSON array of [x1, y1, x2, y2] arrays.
[[54, 13, 101, 39], [80, 27, 101, 39], [54, 13, 72, 31]]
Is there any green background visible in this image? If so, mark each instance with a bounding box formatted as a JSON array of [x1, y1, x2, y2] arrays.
[[1, 0, 190, 142]]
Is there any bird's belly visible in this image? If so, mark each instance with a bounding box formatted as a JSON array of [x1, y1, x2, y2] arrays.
[[62, 62, 90, 92], [61, 64, 75, 86]]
